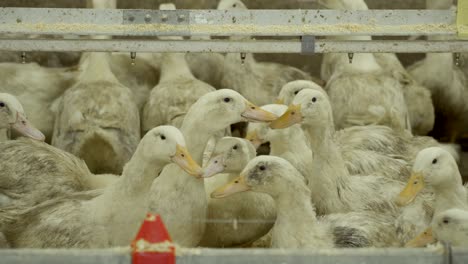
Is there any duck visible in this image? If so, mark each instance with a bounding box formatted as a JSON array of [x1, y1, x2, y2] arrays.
[[373, 53, 434, 135], [432, 209, 468, 247], [51, 51, 141, 175], [141, 4, 216, 133], [211, 156, 400, 248], [407, 1, 467, 142], [270, 89, 433, 243], [198, 137, 276, 247], [275, 80, 326, 106], [247, 103, 410, 181], [0, 137, 121, 208], [0, 93, 45, 142], [148, 89, 277, 247], [0, 62, 76, 142], [0, 126, 202, 248], [218, 0, 316, 106], [318, 0, 410, 131]]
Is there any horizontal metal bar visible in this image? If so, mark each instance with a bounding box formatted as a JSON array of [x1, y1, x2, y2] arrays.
[[0, 39, 467, 53], [0, 8, 457, 37], [1, 248, 468, 264]]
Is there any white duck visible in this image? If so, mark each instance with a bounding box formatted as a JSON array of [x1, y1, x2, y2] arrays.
[[318, 0, 410, 131], [218, 0, 316, 106], [275, 80, 326, 106], [1, 126, 202, 248], [148, 89, 277, 247], [248, 103, 410, 181], [0, 63, 76, 141], [0, 93, 45, 142], [408, 0, 467, 142], [374, 53, 434, 135], [211, 156, 400, 248], [142, 4, 216, 132], [52, 51, 141, 175], [270, 89, 433, 243], [198, 137, 276, 247], [432, 209, 468, 247]]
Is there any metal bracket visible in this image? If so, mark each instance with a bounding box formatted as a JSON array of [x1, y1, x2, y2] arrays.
[[123, 10, 190, 25], [301, 35, 315, 55], [457, 0, 468, 39], [443, 241, 453, 264]]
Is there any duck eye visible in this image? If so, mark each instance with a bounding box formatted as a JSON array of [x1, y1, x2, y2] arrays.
[[0, 102, 4, 107], [432, 158, 437, 164], [233, 145, 238, 150], [259, 165, 266, 171], [294, 90, 299, 95], [223, 98, 231, 103], [312, 97, 317, 103], [442, 218, 450, 224], [232, 3, 237, 7], [160, 135, 166, 140]]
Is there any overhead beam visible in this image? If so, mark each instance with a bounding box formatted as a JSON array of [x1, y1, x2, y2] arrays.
[[0, 39, 467, 53]]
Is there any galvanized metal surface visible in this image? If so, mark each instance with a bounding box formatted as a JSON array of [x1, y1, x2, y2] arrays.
[[0, 8, 457, 36], [0, 38, 467, 53], [1, 247, 468, 264]]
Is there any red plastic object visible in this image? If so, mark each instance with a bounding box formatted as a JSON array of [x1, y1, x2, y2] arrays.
[[132, 213, 175, 264]]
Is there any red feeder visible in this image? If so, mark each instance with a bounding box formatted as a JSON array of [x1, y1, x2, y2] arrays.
[[132, 213, 175, 264]]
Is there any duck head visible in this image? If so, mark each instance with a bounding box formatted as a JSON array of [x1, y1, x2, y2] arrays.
[[245, 104, 288, 149], [0, 93, 45, 141], [270, 89, 332, 130], [276, 80, 325, 106], [211, 155, 308, 199], [202, 137, 256, 178], [217, 0, 248, 10], [139, 126, 202, 177], [396, 147, 461, 206], [189, 89, 277, 132]]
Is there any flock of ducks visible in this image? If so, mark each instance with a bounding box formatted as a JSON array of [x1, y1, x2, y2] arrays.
[[0, 0, 467, 251]]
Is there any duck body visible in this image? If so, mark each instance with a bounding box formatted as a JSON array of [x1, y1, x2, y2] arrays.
[[1, 126, 201, 248], [200, 137, 276, 247], [212, 156, 399, 248], [0, 138, 115, 208], [142, 53, 215, 132], [52, 52, 141, 174]]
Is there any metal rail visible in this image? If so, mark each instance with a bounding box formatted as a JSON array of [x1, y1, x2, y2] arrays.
[[1, 247, 468, 264], [0, 8, 457, 37], [0, 39, 467, 53]]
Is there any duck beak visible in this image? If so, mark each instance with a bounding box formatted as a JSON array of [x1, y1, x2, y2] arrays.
[[245, 130, 263, 149], [242, 100, 278, 122], [11, 112, 45, 141], [274, 98, 285, 104], [405, 227, 434, 248], [171, 144, 203, 178], [395, 172, 425, 206], [201, 154, 225, 178], [269, 104, 302, 129], [211, 175, 250, 198]]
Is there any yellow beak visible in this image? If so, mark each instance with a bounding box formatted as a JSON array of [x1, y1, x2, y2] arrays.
[[171, 144, 203, 178], [405, 227, 434, 248], [242, 100, 278, 122], [211, 175, 251, 198], [245, 130, 263, 149], [275, 98, 285, 104], [269, 104, 302, 129], [395, 172, 425, 207]]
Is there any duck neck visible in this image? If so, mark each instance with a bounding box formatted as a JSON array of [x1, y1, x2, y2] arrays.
[[180, 111, 217, 164], [434, 183, 468, 215], [302, 122, 351, 213], [0, 128, 9, 142], [79, 52, 119, 83], [269, 127, 308, 157], [160, 53, 194, 82]]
